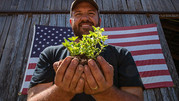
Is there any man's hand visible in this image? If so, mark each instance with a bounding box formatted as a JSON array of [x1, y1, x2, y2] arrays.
[[54, 56, 85, 96], [83, 56, 114, 95]]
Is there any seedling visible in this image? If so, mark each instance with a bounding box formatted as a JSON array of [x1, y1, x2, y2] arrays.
[[62, 26, 108, 65]]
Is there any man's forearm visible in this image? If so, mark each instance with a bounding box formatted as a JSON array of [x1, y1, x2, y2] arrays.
[[28, 85, 74, 101], [92, 86, 143, 101]]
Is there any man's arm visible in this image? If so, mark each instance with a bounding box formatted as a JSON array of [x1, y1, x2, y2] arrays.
[[27, 83, 75, 101], [83, 56, 143, 101], [93, 86, 143, 101], [27, 57, 85, 101]]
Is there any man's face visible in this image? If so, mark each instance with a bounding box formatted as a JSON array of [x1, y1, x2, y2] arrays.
[[70, 2, 100, 39]]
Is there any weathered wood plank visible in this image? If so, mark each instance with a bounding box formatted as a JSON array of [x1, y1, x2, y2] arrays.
[[17, 0, 26, 10], [7, 15, 32, 100], [31, 0, 39, 10], [171, 0, 179, 11], [36, 0, 44, 10], [2, 0, 12, 10], [49, 14, 57, 26], [40, 14, 50, 25], [17, 14, 41, 101], [140, 0, 153, 11], [43, 0, 51, 10], [0, 15, 24, 100], [10, 0, 20, 10], [0, 0, 6, 10], [0, 16, 12, 62], [24, 0, 33, 10], [54, 0, 62, 10], [57, 14, 66, 26]]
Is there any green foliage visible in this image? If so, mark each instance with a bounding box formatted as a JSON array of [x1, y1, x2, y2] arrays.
[[62, 26, 108, 59]]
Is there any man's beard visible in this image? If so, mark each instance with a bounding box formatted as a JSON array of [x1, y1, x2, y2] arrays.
[[73, 20, 100, 39]]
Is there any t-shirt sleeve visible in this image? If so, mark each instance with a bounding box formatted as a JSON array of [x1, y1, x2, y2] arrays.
[[117, 48, 144, 88], [29, 47, 55, 88]]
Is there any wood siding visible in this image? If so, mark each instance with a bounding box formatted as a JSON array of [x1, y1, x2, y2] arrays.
[[0, 0, 179, 101]]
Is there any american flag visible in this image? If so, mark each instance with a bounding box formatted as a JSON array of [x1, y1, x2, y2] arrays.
[[19, 24, 174, 95]]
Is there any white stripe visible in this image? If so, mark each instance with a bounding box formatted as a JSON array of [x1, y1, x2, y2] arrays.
[[137, 64, 168, 72], [26, 69, 35, 75], [133, 54, 164, 61], [142, 75, 172, 84], [123, 44, 162, 52], [105, 35, 159, 43], [23, 81, 30, 88], [103, 27, 157, 35], [29, 58, 39, 63]]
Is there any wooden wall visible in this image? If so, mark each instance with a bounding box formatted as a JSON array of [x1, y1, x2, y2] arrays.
[[0, 0, 179, 101]]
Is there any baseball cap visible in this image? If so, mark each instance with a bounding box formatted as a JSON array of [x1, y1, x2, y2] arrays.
[[70, 0, 99, 16]]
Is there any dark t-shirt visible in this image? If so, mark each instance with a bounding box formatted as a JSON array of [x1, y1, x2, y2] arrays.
[[29, 44, 143, 101]]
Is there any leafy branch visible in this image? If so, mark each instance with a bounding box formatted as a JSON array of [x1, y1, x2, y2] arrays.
[[62, 26, 108, 59]]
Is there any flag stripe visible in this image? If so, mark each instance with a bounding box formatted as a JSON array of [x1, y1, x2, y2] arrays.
[[131, 49, 163, 56], [29, 58, 39, 63], [144, 82, 174, 89], [105, 35, 159, 43], [28, 63, 37, 69], [21, 88, 28, 95], [25, 75, 33, 81], [108, 31, 158, 39], [109, 40, 160, 47], [26, 69, 35, 75], [124, 44, 162, 52], [139, 70, 170, 77], [137, 64, 168, 72], [135, 59, 166, 66], [104, 24, 157, 31], [133, 54, 164, 61], [141, 75, 172, 84]]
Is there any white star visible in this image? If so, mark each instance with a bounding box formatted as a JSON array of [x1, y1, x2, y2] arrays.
[[55, 36, 58, 39], [68, 29, 71, 31], [48, 30, 51, 33], [33, 51, 36, 54], [34, 44, 37, 47], [60, 29, 63, 31], [43, 39, 46, 41], [52, 28, 55, 30], [59, 34, 62, 36], [42, 45, 45, 47], [52, 33, 54, 36], [41, 30, 44, 32], [59, 40, 61, 42], [40, 35, 43, 38], [44, 33, 47, 35], [37, 27, 40, 29], [36, 38, 38, 40], [56, 31, 59, 33], [47, 42, 49, 44], [39, 41, 42, 44], [51, 39, 54, 41], [55, 42, 57, 44], [71, 32, 73, 34], [64, 32, 66, 34], [47, 36, 50, 38], [45, 27, 48, 30], [37, 32, 39, 34], [37, 48, 40, 50], [67, 34, 70, 37]]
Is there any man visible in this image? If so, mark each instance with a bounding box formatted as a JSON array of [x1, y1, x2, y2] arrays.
[[27, 0, 144, 101]]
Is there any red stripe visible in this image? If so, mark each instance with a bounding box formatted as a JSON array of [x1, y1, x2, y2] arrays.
[[109, 40, 160, 47], [144, 82, 174, 89], [104, 24, 157, 31], [25, 75, 32, 81], [131, 49, 163, 56], [135, 59, 166, 66], [28, 63, 37, 69], [108, 31, 158, 39], [21, 88, 28, 95], [139, 70, 170, 77]]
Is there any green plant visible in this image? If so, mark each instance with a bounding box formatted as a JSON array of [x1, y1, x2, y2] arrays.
[[62, 26, 108, 60]]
